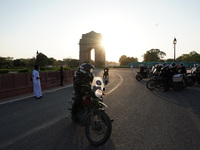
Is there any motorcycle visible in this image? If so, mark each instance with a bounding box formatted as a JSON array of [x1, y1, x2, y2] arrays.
[[135, 66, 151, 81], [68, 77, 112, 146], [146, 74, 185, 91], [103, 70, 109, 85], [135, 71, 149, 81]]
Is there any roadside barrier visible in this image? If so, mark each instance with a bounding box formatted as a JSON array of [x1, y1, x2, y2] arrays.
[[0, 70, 74, 99]]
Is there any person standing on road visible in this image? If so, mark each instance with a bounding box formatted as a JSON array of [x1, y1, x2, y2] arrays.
[[32, 65, 42, 99], [130, 64, 133, 73], [60, 66, 64, 86]]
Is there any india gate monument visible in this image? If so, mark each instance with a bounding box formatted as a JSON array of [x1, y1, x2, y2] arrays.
[[79, 31, 105, 67]]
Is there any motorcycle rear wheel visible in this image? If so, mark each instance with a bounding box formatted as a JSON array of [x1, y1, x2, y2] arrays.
[[185, 77, 195, 87], [172, 82, 183, 91], [136, 75, 142, 81], [146, 80, 157, 90], [85, 110, 112, 146]]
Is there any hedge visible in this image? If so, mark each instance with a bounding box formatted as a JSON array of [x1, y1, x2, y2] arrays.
[[18, 69, 29, 73], [0, 69, 9, 74]]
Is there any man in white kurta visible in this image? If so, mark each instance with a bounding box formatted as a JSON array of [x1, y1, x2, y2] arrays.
[[32, 65, 42, 99]]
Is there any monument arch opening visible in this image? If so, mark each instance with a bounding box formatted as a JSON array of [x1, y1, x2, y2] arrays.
[[79, 31, 105, 68], [91, 48, 95, 63]]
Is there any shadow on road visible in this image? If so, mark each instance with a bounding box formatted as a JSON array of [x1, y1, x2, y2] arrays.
[[51, 117, 116, 150], [148, 85, 200, 115], [134, 76, 200, 119]]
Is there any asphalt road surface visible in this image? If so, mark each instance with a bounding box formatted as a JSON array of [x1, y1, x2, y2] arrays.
[[1, 68, 200, 150]]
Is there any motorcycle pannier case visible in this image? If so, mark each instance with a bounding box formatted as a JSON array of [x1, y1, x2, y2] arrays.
[[172, 74, 183, 82]]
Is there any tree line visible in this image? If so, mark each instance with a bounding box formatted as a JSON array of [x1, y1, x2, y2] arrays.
[[119, 49, 200, 66], [0, 53, 79, 69], [1, 49, 200, 68]]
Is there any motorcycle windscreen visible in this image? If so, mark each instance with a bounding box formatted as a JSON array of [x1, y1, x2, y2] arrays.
[[91, 77, 104, 91]]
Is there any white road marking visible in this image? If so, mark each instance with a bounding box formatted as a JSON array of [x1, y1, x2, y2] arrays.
[[106, 73, 123, 95]]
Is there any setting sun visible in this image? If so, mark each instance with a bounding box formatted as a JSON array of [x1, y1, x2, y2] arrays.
[[100, 27, 142, 62], [88, 13, 145, 62]]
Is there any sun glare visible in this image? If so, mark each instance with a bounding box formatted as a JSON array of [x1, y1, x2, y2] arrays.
[[91, 15, 143, 62], [101, 30, 141, 62]]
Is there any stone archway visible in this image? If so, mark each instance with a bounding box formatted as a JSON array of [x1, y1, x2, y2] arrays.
[[79, 31, 105, 67]]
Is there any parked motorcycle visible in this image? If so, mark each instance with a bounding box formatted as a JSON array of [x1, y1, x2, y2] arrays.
[[190, 65, 200, 85], [146, 74, 185, 91], [135, 72, 149, 81], [68, 77, 112, 146]]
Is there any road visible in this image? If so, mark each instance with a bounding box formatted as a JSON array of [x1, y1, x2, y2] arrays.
[[1, 68, 200, 150]]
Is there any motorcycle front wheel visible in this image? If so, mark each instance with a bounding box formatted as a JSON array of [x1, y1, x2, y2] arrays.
[[146, 80, 157, 90], [85, 110, 112, 146]]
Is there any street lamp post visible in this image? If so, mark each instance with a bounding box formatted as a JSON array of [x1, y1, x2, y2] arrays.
[[173, 38, 177, 62], [35, 50, 39, 65]]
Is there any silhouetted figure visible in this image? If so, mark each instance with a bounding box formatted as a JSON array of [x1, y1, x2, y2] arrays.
[[60, 66, 64, 86], [179, 63, 187, 74], [103, 67, 109, 78]]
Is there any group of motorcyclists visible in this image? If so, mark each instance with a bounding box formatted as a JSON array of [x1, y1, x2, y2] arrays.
[[138, 62, 200, 91], [158, 63, 186, 91], [72, 62, 199, 114]]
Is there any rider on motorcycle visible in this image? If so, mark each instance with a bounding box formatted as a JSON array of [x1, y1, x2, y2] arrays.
[[103, 66, 109, 78], [170, 62, 178, 75], [72, 63, 95, 122], [160, 64, 171, 91], [179, 63, 187, 74]]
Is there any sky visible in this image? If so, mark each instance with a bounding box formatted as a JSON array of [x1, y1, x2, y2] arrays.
[[0, 0, 200, 62]]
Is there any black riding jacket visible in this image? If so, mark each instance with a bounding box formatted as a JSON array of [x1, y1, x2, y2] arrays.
[[73, 71, 94, 96]]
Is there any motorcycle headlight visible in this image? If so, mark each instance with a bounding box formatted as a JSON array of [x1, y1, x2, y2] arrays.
[[95, 89, 103, 98]]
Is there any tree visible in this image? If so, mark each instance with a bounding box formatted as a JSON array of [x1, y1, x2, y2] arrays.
[[47, 57, 56, 66], [13, 59, 27, 67], [0, 57, 13, 68], [0, 57, 6, 68], [189, 51, 200, 62], [13, 59, 21, 67], [166, 58, 174, 62], [105, 61, 120, 66], [119, 55, 138, 66], [35, 53, 48, 67], [176, 54, 190, 62], [63, 58, 80, 67], [176, 51, 200, 62], [28, 58, 36, 67], [143, 49, 166, 62]]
